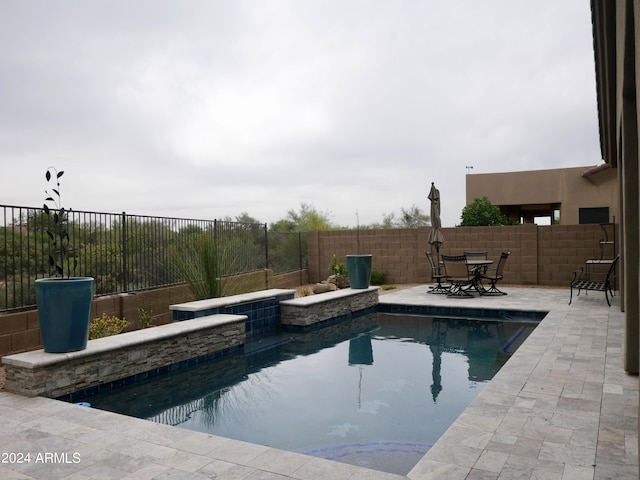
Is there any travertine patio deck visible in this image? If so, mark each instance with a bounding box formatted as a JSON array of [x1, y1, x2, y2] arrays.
[[0, 285, 636, 479]]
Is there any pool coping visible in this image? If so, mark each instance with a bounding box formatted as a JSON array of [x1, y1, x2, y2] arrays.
[[386, 286, 637, 479], [0, 285, 635, 479], [169, 288, 296, 313]]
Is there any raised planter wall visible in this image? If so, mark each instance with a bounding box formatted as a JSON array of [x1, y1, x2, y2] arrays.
[[280, 287, 379, 332], [2, 314, 246, 398], [2, 286, 377, 399], [171, 289, 296, 339], [0, 269, 308, 357]]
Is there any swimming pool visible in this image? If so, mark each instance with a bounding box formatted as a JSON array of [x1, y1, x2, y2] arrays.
[[80, 312, 537, 475]]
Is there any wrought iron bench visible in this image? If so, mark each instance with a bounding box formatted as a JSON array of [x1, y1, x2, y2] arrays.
[[569, 255, 619, 306]]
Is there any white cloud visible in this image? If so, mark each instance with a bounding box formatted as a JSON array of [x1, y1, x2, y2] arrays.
[[0, 0, 600, 227]]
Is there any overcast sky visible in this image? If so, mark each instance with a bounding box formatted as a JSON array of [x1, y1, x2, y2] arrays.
[[0, 1, 600, 227]]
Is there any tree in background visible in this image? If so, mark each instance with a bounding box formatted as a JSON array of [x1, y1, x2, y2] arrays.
[[223, 212, 261, 225], [270, 203, 334, 232], [380, 204, 430, 228], [459, 196, 515, 226]]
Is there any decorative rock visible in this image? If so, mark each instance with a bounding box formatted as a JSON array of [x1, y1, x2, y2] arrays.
[[328, 275, 349, 289], [313, 283, 332, 294]]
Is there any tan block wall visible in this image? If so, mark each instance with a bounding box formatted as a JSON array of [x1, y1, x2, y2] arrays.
[[308, 224, 613, 288], [268, 269, 309, 289]]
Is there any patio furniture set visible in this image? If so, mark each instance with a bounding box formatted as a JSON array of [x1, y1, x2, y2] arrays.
[[426, 249, 620, 306], [425, 250, 510, 297]]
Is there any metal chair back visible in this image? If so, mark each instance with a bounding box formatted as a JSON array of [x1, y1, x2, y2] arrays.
[[425, 251, 437, 270], [441, 254, 471, 281], [494, 252, 510, 276], [425, 251, 445, 280], [463, 251, 488, 260]]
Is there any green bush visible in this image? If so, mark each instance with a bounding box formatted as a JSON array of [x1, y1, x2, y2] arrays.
[[89, 313, 129, 340], [138, 308, 154, 329], [370, 270, 386, 285], [329, 254, 347, 277]]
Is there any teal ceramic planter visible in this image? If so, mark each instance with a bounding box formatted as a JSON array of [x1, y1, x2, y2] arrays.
[[346, 254, 372, 289], [35, 277, 95, 353]]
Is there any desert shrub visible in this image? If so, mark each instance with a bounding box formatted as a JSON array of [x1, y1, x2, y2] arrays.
[[89, 313, 129, 339], [296, 285, 314, 297], [138, 308, 154, 329], [329, 254, 347, 277], [370, 270, 386, 285]]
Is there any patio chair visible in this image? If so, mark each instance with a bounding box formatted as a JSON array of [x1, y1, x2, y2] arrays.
[[425, 251, 449, 294], [478, 252, 510, 295], [441, 254, 475, 297], [569, 254, 619, 306]]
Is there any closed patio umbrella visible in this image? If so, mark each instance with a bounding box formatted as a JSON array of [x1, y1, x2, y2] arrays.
[[428, 182, 445, 275], [428, 182, 444, 245]]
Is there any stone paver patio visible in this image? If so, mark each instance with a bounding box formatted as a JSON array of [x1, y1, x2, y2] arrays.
[[0, 285, 636, 479]]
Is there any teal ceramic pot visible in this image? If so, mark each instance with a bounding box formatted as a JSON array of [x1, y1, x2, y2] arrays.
[[346, 254, 372, 289], [35, 277, 95, 353]]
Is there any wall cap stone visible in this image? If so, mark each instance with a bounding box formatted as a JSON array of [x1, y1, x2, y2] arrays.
[[169, 289, 296, 312], [2, 314, 246, 370], [280, 287, 379, 307]]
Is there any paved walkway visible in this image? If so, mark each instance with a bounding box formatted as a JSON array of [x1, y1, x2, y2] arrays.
[[0, 286, 636, 479]]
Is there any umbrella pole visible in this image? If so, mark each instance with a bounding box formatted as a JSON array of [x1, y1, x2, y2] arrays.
[[430, 242, 448, 294]]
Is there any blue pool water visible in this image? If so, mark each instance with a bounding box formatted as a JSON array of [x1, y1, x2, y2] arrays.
[[81, 312, 537, 475]]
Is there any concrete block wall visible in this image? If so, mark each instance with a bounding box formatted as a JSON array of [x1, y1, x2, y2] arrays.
[[0, 309, 40, 357], [308, 224, 613, 287], [309, 228, 430, 285], [103, 284, 195, 330], [269, 269, 309, 289]]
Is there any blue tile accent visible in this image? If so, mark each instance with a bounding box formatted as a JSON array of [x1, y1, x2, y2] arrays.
[[376, 303, 547, 321], [281, 306, 378, 334], [57, 344, 244, 403]]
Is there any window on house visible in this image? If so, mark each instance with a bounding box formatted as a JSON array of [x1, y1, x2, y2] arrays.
[[579, 207, 609, 224]]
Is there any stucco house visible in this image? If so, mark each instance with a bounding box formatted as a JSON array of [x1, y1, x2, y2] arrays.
[[591, 0, 640, 464], [465, 164, 618, 225]]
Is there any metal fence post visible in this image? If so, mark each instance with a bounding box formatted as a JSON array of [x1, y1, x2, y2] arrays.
[[299, 231, 303, 285], [264, 223, 269, 270], [122, 211, 128, 293]]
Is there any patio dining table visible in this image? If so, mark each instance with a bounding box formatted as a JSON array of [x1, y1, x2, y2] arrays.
[[466, 259, 493, 269], [466, 259, 493, 293]]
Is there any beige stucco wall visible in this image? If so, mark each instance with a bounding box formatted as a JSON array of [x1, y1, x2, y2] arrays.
[[465, 166, 619, 224]]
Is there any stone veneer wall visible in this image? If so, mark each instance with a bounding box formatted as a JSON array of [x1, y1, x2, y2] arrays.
[[280, 287, 379, 331], [171, 289, 296, 339], [307, 224, 613, 287], [2, 314, 245, 398]]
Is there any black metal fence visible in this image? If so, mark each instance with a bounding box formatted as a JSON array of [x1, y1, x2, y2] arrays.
[[1, 205, 307, 312]]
